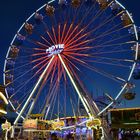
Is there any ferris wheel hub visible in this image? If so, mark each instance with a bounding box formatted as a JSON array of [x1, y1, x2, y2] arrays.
[[46, 44, 64, 57]]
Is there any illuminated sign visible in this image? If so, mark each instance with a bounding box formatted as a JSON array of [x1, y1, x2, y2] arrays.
[[23, 119, 38, 129], [46, 44, 64, 57]]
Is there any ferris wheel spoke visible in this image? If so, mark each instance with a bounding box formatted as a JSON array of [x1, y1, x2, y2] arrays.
[[91, 24, 132, 44], [31, 55, 50, 63], [71, 65, 90, 96], [58, 54, 93, 118], [41, 20, 50, 31], [7, 56, 49, 73], [65, 33, 132, 53], [58, 24, 61, 44], [66, 39, 91, 51], [65, 54, 123, 83], [64, 81, 67, 118], [40, 80, 54, 114], [32, 52, 46, 56], [58, 82, 67, 118], [38, 62, 55, 92], [64, 53, 86, 65], [64, 52, 89, 57], [26, 38, 50, 49], [49, 86, 59, 120], [32, 57, 50, 69], [51, 26, 58, 44], [64, 29, 87, 47], [77, 0, 97, 26], [62, 3, 93, 44], [65, 10, 127, 49], [16, 91, 32, 111], [60, 22, 67, 43], [68, 91, 76, 117], [70, 66, 99, 115], [46, 13, 60, 44], [40, 78, 56, 114], [9, 52, 45, 60], [72, 0, 86, 22], [67, 50, 134, 67], [9, 58, 51, 100], [84, 59, 131, 68], [63, 24, 79, 44], [14, 56, 54, 125], [90, 49, 131, 55], [82, 62, 125, 83], [42, 14, 55, 31], [40, 35, 52, 46], [62, 54, 80, 71], [92, 41, 136, 51], [66, 47, 92, 54], [27, 76, 52, 117], [62, 66, 67, 82], [24, 101, 34, 118], [46, 30, 57, 45], [91, 22, 122, 39], [65, 0, 85, 33], [87, 56, 134, 63], [81, 20, 120, 47], [63, 23, 75, 43], [5, 61, 32, 73], [65, 41, 92, 51], [56, 11, 69, 44], [69, 65, 105, 96], [50, 59, 58, 83], [62, 4, 86, 43], [42, 78, 59, 118], [85, 10, 123, 37], [92, 34, 131, 50], [19, 45, 47, 52], [65, 2, 85, 41], [6, 57, 50, 87], [79, 1, 113, 34], [57, 58, 61, 82]]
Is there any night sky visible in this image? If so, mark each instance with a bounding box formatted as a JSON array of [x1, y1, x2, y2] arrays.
[[0, 0, 140, 109]]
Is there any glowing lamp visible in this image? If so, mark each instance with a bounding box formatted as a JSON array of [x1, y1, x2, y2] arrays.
[[86, 118, 101, 129]]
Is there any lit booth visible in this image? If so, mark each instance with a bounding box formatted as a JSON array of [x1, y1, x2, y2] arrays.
[[109, 108, 140, 140]]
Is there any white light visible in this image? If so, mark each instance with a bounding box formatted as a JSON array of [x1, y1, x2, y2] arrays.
[[0, 109, 7, 114], [0, 92, 8, 105]]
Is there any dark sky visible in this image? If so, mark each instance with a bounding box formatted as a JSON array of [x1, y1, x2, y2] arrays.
[[0, 0, 140, 108]]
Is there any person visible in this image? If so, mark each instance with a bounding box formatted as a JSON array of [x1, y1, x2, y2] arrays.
[[51, 133, 58, 140]]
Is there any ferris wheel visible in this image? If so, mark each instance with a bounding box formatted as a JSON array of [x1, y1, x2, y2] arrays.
[[3, 0, 139, 128]]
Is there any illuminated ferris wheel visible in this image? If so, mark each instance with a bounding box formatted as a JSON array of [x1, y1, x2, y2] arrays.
[[3, 0, 139, 132]]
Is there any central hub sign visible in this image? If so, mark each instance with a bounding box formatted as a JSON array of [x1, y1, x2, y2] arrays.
[[46, 44, 64, 57]]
